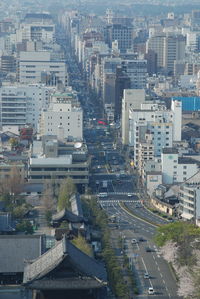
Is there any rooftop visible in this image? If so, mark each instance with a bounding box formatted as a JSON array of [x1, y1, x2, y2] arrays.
[[0, 235, 45, 273], [162, 148, 178, 154], [30, 155, 72, 166]]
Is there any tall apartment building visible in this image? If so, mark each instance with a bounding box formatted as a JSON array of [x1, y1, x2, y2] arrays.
[[17, 51, 67, 86], [0, 84, 55, 129], [129, 100, 182, 166], [40, 91, 83, 140], [121, 89, 145, 145]]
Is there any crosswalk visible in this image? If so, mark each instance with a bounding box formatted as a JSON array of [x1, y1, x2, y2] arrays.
[[99, 199, 141, 204]]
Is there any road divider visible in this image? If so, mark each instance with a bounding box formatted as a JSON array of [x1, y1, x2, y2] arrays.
[[119, 202, 158, 228]]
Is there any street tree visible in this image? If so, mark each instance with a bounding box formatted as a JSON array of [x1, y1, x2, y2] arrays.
[[57, 177, 76, 211]]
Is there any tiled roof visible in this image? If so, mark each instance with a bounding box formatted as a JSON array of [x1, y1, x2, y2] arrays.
[[23, 236, 107, 285], [0, 235, 45, 273]]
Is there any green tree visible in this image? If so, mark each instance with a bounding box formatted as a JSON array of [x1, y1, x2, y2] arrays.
[[16, 220, 34, 234], [57, 177, 76, 211], [154, 222, 200, 247]]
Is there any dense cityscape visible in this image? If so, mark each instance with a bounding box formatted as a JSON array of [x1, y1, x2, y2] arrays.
[[1, 0, 200, 299]]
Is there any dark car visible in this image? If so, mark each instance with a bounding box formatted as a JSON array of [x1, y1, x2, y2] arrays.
[[145, 247, 152, 252], [139, 237, 146, 242]]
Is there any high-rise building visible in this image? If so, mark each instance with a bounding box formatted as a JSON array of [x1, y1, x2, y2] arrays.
[[104, 24, 133, 53], [147, 33, 185, 74], [121, 89, 145, 145]]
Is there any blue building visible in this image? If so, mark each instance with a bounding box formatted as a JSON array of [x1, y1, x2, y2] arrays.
[[173, 97, 200, 111]]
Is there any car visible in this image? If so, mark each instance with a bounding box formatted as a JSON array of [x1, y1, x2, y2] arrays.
[[131, 239, 137, 244], [144, 273, 150, 279], [148, 287, 154, 295], [145, 247, 152, 252], [138, 237, 145, 242], [127, 193, 133, 197]]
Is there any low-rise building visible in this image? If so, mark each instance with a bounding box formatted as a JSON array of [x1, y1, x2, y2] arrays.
[[28, 137, 89, 189]]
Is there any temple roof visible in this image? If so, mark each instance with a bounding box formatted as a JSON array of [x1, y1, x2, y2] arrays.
[[23, 236, 107, 288], [52, 208, 86, 223]]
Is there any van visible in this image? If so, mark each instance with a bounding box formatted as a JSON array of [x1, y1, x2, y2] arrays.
[[98, 193, 108, 198], [148, 287, 154, 295]]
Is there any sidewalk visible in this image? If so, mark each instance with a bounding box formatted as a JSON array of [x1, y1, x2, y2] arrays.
[[110, 229, 135, 299]]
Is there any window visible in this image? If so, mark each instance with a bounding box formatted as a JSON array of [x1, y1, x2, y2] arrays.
[[166, 143, 169, 146], [158, 132, 161, 134], [173, 172, 177, 175], [183, 166, 187, 169], [60, 116, 62, 119], [174, 160, 177, 163], [183, 171, 187, 175], [60, 123, 62, 126], [174, 166, 177, 168]]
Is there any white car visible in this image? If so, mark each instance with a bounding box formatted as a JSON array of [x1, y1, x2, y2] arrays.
[[148, 287, 154, 295], [127, 193, 133, 197]]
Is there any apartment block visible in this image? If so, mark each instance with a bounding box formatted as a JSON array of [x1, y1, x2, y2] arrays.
[[0, 84, 55, 129], [40, 91, 83, 140], [162, 148, 199, 184]]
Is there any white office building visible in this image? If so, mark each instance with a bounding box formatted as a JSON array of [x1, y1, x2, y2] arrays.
[[18, 51, 67, 86], [0, 84, 55, 129], [40, 91, 83, 140]]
